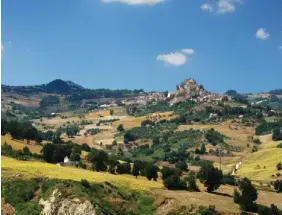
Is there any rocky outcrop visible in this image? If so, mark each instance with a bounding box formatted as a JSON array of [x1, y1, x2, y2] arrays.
[[39, 189, 98, 215], [170, 78, 209, 104]]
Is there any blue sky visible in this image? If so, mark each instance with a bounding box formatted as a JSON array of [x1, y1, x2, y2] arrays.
[[1, 0, 282, 93]]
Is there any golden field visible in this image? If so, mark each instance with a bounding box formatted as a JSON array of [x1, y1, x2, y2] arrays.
[[1, 156, 163, 192]]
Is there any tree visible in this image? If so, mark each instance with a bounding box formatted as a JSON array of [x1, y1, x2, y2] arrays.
[[273, 180, 282, 193], [81, 143, 91, 152], [277, 163, 282, 170], [233, 189, 240, 203], [145, 164, 159, 181], [108, 155, 118, 174], [258, 204, 282, 215], [116, 163, 131, 174], [161, 167, 181, 180], [176, 162, 188, 171], [81, 179, 90, 188], [132, 162, 140, 178], [185, 173, 199, 192], [23, 146, 31, 155], [236, 178, 258, 212], [117, 124, 124, 132], [201, 144, 207, 154], [41, 143, 55, 163], [87, 149, 109, 171], [109, 109, 114, 116], [163, 175, 186, 190], [197, 163, 223, 192], [70, 153, 81, 161]]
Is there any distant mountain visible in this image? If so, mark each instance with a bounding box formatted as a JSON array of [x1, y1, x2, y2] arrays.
[[43, 79, 84, 93], [2, 79, 85, 94]]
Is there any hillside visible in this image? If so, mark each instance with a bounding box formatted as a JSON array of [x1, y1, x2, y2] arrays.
[[2, 78, 282, 215]]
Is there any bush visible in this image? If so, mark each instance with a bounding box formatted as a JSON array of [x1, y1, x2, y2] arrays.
[[116, 163, 131, 174], [15, 202, 42, 215], [163, 175, 187, 190], [258, 204, 282, 215], [253, 139, 261, 145], [273, 180, 282, 193], [175, 162, 188, 171], [117, 124, 124, 132], [81, 179, 90, 188], [185, 174, 199, 192], [277, 163, 282, 171], [233, 189, 240, 203], [205, 128, 224, 146], [222, 174, 237, 186], [145, 165, 159, 181], [197, 163, 223, 192], [1, 179, 39, 207], [236, 178, 258, 212]]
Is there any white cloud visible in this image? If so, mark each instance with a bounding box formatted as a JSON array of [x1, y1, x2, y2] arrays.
[[101, 0, 164, 5], [256, 28, 270, 40], [157, 52, 187, 67], [279, 46, 282, 50], [217, 0, 236, 13], [182, 48, 195, 55], [1, 44, 4, 51], [201, 0, 242, 14], [201, 3, 213, 12]]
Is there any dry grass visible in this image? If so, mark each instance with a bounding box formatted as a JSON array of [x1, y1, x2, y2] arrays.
[[1, 156, 163, 192], [153, 182, 282, 213], [112, 116, 147, 129], [1, 135, 42, 154], [33, 116, 81, 127], [235, 147, 282, 182], [112, 111, 178, 129], [85, 110, 110, 119]]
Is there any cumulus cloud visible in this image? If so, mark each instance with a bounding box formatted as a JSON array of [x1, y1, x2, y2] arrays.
[[256, 28, 270, 40], [157, 52, 187, 67], [201, 3, 213, 12], [217, 0, 236, 13], [101, 0, 164, 5], [182, 48, 195, 55], [201, 0, 242, 14], [157, 48, 195, 67]]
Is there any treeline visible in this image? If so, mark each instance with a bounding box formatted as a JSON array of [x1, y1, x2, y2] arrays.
[[1, 119, 43, 143], [255, 119, 282, 141], [41, 142, 90, 163], [66, 88, 144, 103]]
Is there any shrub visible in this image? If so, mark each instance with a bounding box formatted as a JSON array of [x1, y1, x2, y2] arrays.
[[277, 163, 282, 171], [117, 124, 124, 132], [185, 174, 199, 192], [145, 165, 159, 181], [197, 163, 223, 193], [236, 178, 258, 212], [15, 202, 42, 215], [81, 179, 90, 188], [233, 189, 240, 203], [175, 162, 188, 172], [274, 180, 282, 193], [163, 175, 187, 190], [116, 163, 131, 174]]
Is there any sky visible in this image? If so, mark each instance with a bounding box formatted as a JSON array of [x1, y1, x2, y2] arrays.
[[1, 0, 282, 93]]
